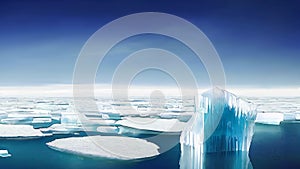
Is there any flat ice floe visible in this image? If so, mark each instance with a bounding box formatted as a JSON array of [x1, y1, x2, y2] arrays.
[[0, 124, 46, 138], [0, 149, 11, 158], [116, 117, 186, 133], [40, 124, 83, 134], [47, 136, 159, 160], [97, 126, 118, 133], [255, 113, 284, 125]]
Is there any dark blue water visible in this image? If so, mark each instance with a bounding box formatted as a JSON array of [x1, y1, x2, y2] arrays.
[[250, 122, 300, 169], [1, 123, 300, 169]]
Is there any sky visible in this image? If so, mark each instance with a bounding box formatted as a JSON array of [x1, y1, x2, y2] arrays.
[[0, 0, 299, 88]]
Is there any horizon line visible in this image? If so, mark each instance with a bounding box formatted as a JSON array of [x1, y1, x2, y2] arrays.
[[0, 84, 299, 97]]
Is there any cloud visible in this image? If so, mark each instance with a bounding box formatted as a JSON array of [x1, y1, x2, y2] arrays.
[[0, 84, 299, 97]]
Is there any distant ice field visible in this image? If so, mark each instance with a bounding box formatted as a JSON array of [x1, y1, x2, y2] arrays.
[[0, 87, 299, 159], [0, 95, 299, 131]]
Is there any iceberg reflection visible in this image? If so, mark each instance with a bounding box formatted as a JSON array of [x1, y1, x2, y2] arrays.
[[203, 151, 253, 169]]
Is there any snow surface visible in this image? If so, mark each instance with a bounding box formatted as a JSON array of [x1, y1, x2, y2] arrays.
[[46, 136, 159, 160], [255, 113, 284, 125], [0, 124, 46, 138], [97, 126, 118, 133], [88, 119, 116, 126], [283, 113, 296, 121], [41, 124, 83, 134], [0, 150, 11, 158], [116, 117, 186, 133]]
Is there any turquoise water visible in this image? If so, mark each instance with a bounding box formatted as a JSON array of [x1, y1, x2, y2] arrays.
[[1, 123, 300, 169]]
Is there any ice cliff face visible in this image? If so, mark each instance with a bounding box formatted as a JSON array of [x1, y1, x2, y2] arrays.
[[180, 88, 257, 169], [202, 88, 257, 152]]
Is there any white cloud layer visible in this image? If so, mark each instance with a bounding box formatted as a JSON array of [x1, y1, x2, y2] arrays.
[[0, 84, 299, 97]]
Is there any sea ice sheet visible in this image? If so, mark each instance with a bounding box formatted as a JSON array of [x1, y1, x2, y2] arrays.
[[255, 112, 284, 125], [0, 124, 46, 138], [116, 117, 186, 133], [0, 149, 11, 158], [46, 136, 159, 160]]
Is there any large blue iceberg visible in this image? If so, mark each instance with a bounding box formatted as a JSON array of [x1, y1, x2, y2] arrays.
[[180, 88, 257, 169]]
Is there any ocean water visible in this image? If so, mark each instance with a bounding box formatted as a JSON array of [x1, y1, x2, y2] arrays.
[[250, 123, 300, 169], [1, 123, 300, 169]]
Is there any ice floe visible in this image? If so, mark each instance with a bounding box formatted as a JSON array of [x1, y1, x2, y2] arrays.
[[255, 113, 284, 125], [0, 149, 11, 158], [116, 117, 186, 133], [46, 136, 159, 160], [88, 119, 116, 126], [41, 124, 83, 134], [0, 124, 47, 138], [60, 112, 81, 125], [1, 113, 52, 125], [97, 126, 118, 134], [283, 112, 296, 121]]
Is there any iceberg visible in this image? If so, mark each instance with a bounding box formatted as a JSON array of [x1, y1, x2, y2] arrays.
[[46, 136, 159, 160], [179, 111, 204, 169], [180, 88, 257, 169], [203, 88, 257, 152], [0, 149, 11, 158], [0, 124, 47, 139], [255, 112, 284, 125]]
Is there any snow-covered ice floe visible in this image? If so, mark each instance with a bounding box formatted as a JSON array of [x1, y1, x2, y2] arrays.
[[46, 136, 159, 160], [255, 113, 284, 125], [0, 113, 52, 125], [116, 117, 186, 133], [0, 111, 7, 119], [295, 113, 300, 120], [60, 112, 81, 125], [283, 112, 296, 121], [158, 112, 193, 122], [88, 119, 116, 126], [40, 124, 83, 135], [0, 124, 48, 139], [41, 118, 116, 135], [96, 126, 118, 134], [0, 149, 11, 158]]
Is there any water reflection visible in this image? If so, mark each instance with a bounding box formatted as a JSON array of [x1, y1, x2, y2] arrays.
[[203, 151, 252, 169], [180, 145, 253, 169]]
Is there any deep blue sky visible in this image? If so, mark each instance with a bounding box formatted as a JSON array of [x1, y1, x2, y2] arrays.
[[0, 0, 299, 87]]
